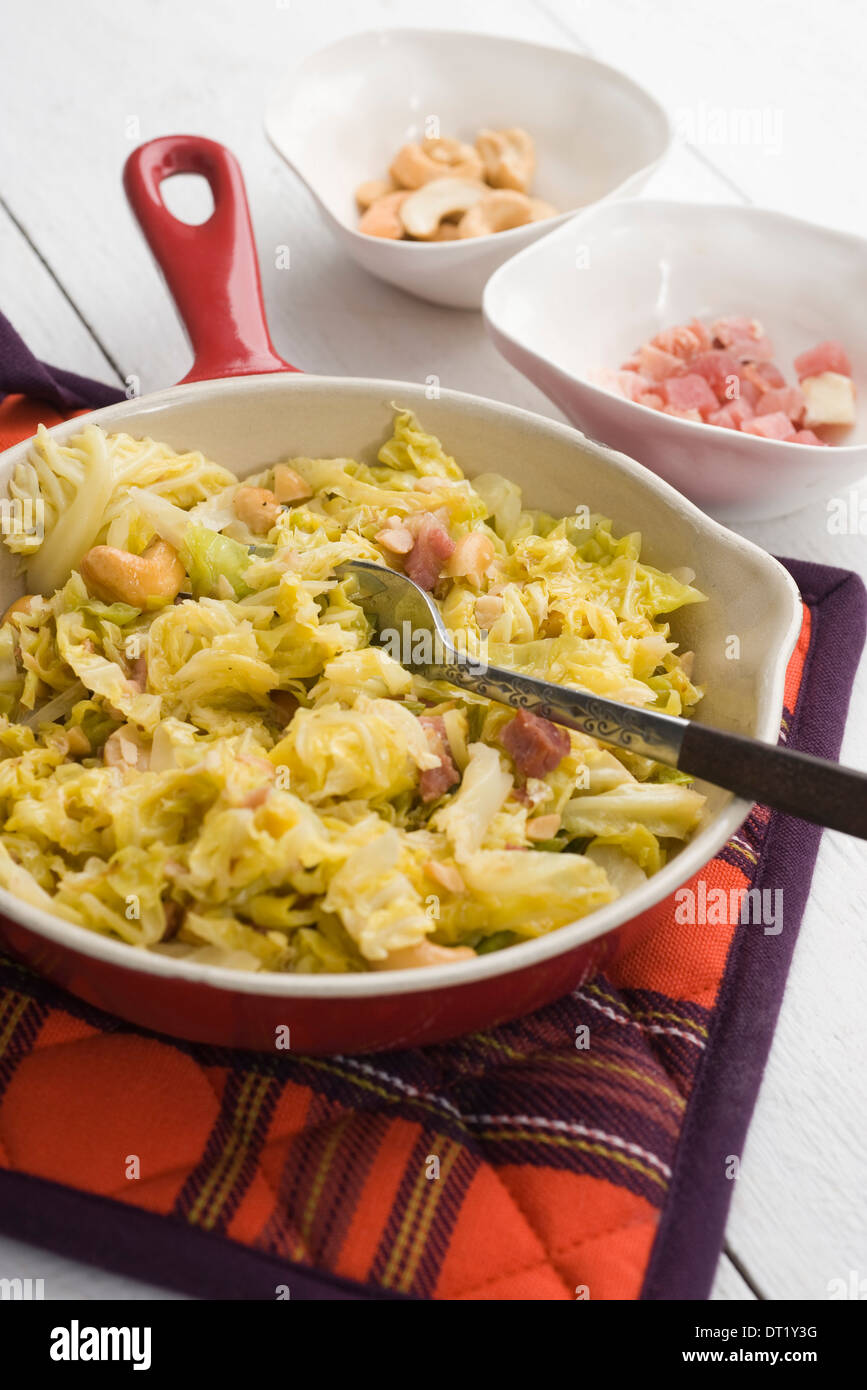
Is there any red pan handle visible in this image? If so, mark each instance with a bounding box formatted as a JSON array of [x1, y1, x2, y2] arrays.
[[123, 134, 299, 383]]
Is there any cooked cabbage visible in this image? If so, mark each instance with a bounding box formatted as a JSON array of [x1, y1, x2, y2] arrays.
[[432, 742, 513, 859], [7, 426, 235, 594], [0, 409, 707, 971]]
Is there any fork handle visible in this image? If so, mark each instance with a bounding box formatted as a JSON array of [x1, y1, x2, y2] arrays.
[[430, 658, 688, 762], [678, 722, 867, 838], [430, 659, 867, 839]]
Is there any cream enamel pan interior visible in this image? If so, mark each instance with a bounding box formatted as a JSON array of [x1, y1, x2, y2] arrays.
[[0, 375, 802, 999]]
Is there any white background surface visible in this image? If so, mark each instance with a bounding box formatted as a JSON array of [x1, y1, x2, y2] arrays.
[[0, 0, 864, 1302]]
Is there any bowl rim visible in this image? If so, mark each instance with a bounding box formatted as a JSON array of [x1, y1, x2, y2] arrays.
[[483, 197, 867, 455], [0, 372, 802, 999], [263, 26, 673, 253]]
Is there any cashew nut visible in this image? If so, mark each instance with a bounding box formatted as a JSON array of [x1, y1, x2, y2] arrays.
[[474, 593, 504, 631], [528, 197, 557, 222], [423, 136, 484, 177], [446, 531, 495, 585], [423, 860, 466, 895], [475, 128, 536, 192], [390, 138, 483, 190], [355, 176, 394, 211], [458, 189, 534, 238], [526, 813, 562, 841], [80, 540, 185, 609], [374, 938, 476, 970], [375, 520, 414, 555], [358, 190, 410, 239], [359, 126, 554, 239], [234, 487, 281, 534], [1, 594, 37, 626], [103, 724, 150, 771], [400, 177, 488, 240], [272, 464, 312, 505]]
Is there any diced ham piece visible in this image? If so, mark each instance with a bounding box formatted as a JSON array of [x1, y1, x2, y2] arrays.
[[404, 514, 455, 591], [754, 386, 805, 423], [740, 412, 797, 440], [734, 376, 761, 409], [707, 400, 755, 430], [590, 368, 653, 402], [712, 316, 764, 348], [617, 371, 654, 402], [732, 335, 775, 364], [730, 398, 757, 424], [690, 350, 740, 401], [418, 716, 460, 802], [661, 372, 721, 416], [792, 429, 828, 445], [686, 317, 712, 353], [794, 341, 852, 381], [711, 317, 774, 362], [637, 343, 684, 382], [741, 363, 780, 395], [754, 361, 786, 389], [650, 322, 705, 361], [595, 317, 854, 448], [500, 708, 570, 779]]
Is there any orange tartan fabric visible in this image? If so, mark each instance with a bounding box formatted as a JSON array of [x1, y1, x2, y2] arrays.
[[0, 391, 842, 1301], [0, 619, 813, 1301]]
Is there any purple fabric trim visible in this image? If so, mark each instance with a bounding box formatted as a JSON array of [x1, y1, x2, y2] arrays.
[[641, 561, 867, 1300], [0, 311, 124, 412], [0, 1168, 410, 1301]]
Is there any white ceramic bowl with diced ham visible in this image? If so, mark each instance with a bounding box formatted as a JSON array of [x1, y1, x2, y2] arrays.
[[483, 199, 867, 520]]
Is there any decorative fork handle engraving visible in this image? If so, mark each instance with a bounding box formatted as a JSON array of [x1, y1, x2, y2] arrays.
[[425, 659, 687, 765]]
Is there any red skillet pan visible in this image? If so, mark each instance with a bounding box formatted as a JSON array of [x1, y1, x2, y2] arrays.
[[0, 136, 802, 1052]]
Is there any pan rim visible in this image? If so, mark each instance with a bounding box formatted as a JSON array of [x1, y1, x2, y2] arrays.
[[0, 373, 802, 998]]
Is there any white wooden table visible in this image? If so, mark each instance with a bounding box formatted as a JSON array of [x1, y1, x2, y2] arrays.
[[0, 0, 864, 1302]]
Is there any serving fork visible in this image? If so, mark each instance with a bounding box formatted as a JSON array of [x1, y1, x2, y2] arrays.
[[336, 558, 867, 839]]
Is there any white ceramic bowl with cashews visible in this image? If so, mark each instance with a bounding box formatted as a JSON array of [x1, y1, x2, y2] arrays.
[[264, 28, 671, 309]]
